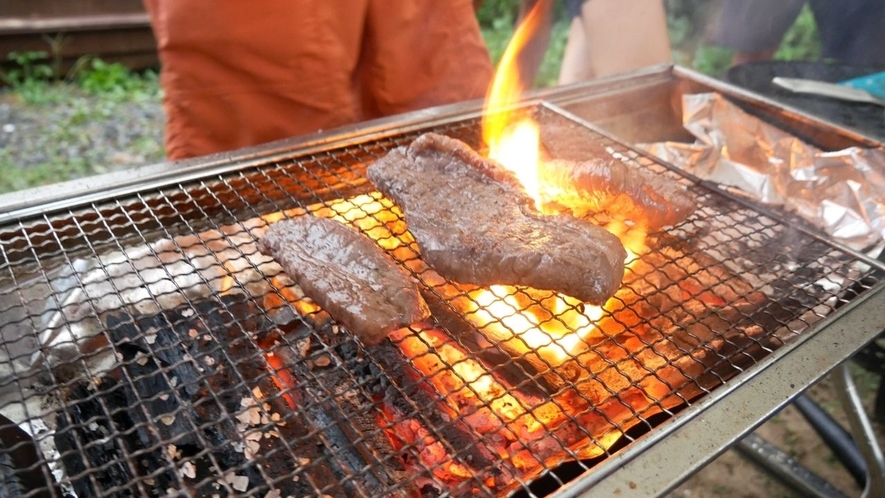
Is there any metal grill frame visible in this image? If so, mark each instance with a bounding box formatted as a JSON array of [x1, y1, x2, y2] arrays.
[[0, 65, 884, 498]]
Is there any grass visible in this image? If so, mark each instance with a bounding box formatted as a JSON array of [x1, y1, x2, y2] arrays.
[[0, 151, 92, 193], [477, 0, 571, 88], [0, 54, 162, 194]]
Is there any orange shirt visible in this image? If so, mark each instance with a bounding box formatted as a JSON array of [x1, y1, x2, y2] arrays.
[[144, 0, 494, 160]]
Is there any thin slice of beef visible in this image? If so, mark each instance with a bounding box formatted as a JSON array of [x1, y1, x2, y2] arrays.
[[538, 158, 695, 229], [539, 120, 695, 229], [258, 216, 430, 345], [367, 133, 627, 305]]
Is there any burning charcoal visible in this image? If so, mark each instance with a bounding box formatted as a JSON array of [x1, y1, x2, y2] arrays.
[[268, 324, 417, 497], [368, 339, 504, 488], [55, 380, 174, 497], [420, 289, 561, 396], [53, 295, 383, 497]]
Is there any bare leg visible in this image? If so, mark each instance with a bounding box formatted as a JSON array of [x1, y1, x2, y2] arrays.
[[559, 0, 671, 85], [558, 17, 593, 83]]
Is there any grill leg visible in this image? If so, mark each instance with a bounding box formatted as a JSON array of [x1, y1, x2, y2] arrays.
[[833, 362, 885, 498], [734, 433, 849, 498], [875, 374, 885, 425], [735, 362, 885, 498], [793, 393, 868, 487]]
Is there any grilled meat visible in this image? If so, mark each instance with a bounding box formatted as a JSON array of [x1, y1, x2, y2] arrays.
[[367, 133, 626, 305], [258, 216, 430, 345], [537, 157, 694, 229], [540, 121, 694, 229]]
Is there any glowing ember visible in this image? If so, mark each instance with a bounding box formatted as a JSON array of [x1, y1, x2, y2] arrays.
[[468, 285, 601, 363], [218, 261, 239, 295], [317, 193, 411, 252]]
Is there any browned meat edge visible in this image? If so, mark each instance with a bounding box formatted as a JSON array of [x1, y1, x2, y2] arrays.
[[258, 216, 430, 345]]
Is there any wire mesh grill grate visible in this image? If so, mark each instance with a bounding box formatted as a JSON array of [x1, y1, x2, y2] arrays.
[[0, 105, 879, 497]]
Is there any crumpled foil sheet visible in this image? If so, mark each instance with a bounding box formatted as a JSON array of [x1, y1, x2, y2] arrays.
[[642, 92, 885, 252]]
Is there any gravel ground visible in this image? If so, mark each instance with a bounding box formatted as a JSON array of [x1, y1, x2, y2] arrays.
[[0, 84, 165, 194]]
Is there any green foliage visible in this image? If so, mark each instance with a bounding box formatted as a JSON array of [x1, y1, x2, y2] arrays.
[[667, 0, 822, 76], [476, 0, 521, 29], [0, 51, 59, 104], [690, 46, 734, 77], [535, 21, 569, 87], [0, 152, 92, 193], [74, 58, 159, 101], [1, 52, 159, 106], [477, 0, 570, 88], [665, 0, 715, 47], [481, 15, 517, 66], [774, 4, 821, 61]]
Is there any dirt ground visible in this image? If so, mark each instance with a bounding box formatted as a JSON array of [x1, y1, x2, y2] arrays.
[[670, 363, 884, 498]]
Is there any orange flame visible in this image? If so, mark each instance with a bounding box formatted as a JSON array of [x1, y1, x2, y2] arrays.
[[474, 0, 651, 361], [482, 0, 551, 209]]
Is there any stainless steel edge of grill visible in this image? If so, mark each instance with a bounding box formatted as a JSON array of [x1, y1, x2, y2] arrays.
[[0, 66, 883, 498]]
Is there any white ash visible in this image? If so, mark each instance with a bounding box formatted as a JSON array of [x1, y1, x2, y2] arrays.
[[166, 444, 182, 460], [244, 439, 261, 459], [180, 461, 197, 479], [223, 474, 250, 492], [236, 396, 261, 426]]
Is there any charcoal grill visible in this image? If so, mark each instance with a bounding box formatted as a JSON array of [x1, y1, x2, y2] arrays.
[[1, 65, 884, 498]]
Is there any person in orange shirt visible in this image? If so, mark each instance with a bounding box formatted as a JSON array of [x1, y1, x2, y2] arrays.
[[143, 0, 494, 160]]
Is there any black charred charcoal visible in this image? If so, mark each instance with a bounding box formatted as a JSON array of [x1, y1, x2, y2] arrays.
[[54, 379, 174, 497], [90, 294, 349, 497]]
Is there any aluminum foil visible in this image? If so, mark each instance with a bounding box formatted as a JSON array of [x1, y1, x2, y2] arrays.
[[642, 92, 885, 252]]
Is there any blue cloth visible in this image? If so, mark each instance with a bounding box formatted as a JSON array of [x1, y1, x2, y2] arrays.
[[714, 0, 885, 67], [841, 71, 885, 99], [564, 0, 585, 19]]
